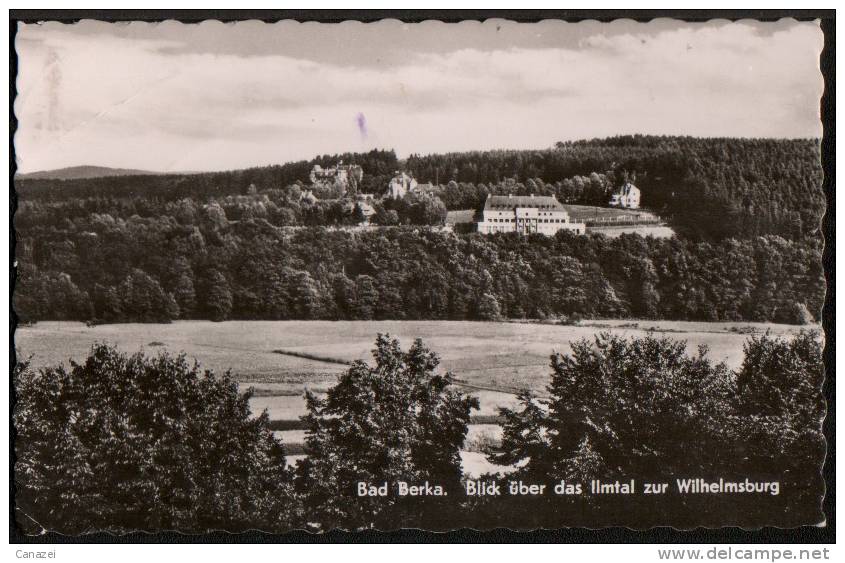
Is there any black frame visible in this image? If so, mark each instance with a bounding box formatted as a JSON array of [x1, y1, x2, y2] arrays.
[[8, 8, 835, 544]]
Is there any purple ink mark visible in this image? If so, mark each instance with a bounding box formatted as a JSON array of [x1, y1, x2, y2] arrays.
[[356, 112, 368, 140]]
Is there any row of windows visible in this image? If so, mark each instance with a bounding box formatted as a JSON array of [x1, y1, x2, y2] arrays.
[[481, 225, 584, 234], [492, 210, 562, 216], [489, 205, 558, 210], [488, 218, 568, 224]]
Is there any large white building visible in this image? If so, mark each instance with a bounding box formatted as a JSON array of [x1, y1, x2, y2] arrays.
[[475, 194, 585, 236], [609, 182, 641, 209]]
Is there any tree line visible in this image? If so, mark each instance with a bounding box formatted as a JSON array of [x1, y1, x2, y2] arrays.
[[16, 136, 824, 242], [13, 135, 824, 325], [15, 182, 448, 231], [15, 330, 824, 532], [15, 221, 823, 325], [16, 149, 399, 202]]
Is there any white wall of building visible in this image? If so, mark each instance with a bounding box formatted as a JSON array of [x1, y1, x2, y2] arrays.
[[476, 202, 585, 235]]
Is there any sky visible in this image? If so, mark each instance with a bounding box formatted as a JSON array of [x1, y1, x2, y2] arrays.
[[14, 18, 824, 174]]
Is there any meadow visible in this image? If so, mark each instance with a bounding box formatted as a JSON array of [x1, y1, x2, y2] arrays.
[[16, 319, 809, 476]]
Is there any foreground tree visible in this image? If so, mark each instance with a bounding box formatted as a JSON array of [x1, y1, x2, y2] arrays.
[[737, 330, 824, 419], [14, 345, 298, 534], [546, 334, 735, 478], [297, 334, 479, 530], [491, 334, 734, 481], [487, 331, 825, 527], [730, 330, 825, 524]]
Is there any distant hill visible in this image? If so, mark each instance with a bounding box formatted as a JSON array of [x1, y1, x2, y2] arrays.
[[16, 165, 162, 181], [14, 149, 400, 203]]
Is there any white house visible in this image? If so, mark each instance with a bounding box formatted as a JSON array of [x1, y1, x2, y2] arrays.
[[609, 183, 641, 209], [475, 194, 585, 236]]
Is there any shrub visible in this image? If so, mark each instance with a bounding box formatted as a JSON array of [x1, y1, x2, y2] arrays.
[[487, 331, 825, 527], [542, 333, 734, 479], [296, 334, 478, 530], [14, 344, 298, 534]]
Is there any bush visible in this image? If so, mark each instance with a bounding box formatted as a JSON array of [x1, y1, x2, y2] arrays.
[[296, 334, 478, 530], [14, 344, 298, 534], [486, 331, 825, 527], [522, 333, 734, 480]]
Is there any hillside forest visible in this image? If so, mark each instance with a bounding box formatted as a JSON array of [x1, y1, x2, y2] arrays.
[[13, 136, 825, 325]]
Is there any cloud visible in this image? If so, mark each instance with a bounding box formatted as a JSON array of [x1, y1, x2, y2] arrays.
[[14, 20, 823, 173]]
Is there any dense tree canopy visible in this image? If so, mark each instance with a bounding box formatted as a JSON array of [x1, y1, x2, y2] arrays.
[[485, 330, 825, 528], [14, 137, 824, 325], [14, 345, 298, 534], [296, 334, 478, 530], [14, 224, 823, 325]]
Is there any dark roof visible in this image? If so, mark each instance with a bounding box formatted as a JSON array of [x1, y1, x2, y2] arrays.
[[484, 194, 566, 211], [614, 183, 639, 196]]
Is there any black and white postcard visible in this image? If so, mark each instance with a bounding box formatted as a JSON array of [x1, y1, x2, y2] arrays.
[[11, 14, 830, 537]]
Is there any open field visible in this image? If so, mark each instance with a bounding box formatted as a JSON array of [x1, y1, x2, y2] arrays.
[[16, 319, 812, 475], [445, 209, 476, 224], [282, 452, 508, 477], [17, 320, 806, 384], [17, 320, 809, 387], [563, 204, 658, 222], [16, 318, 810, 417]]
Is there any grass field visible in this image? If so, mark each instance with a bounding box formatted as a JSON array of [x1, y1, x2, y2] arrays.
[[445, 209, 476, 224], [16, 319, 811, 475], [16, 318, 808, 417], [17, 320, 804, 384], [564, 204, 660, 222]]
